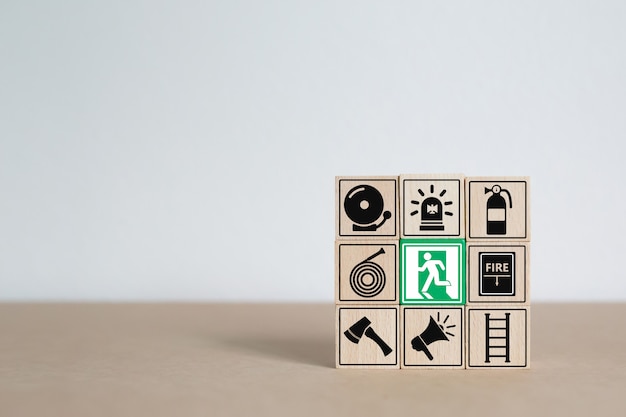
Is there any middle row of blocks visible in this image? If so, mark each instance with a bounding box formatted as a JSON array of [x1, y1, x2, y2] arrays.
[[336, 240, 529, 305]]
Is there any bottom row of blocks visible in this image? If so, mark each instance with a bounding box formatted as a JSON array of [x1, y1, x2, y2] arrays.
[[336, 305, 529, 369]]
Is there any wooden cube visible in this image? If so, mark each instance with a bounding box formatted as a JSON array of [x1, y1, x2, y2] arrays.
[[400, 174, 465, 238], [335, 240, 398, 304], [336, 305, 400, 369], [466, 177, 530, 241], [336, 176, 399, 239], [400, 238, 466, 305], [401, 306, 465, 369], [466, 305, 530, 369], [466, 242, 530, 304]]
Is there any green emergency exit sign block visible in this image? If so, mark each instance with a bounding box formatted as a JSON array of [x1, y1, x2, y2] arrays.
[[400, 239, 466, 305]]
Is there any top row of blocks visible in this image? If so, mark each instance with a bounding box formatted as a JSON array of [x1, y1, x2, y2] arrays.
[[336, 174, 530, 240]]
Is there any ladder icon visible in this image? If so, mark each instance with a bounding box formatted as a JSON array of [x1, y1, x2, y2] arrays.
[[485, 313, 510, 363]]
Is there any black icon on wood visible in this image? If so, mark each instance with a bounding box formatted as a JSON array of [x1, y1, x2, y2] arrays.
[[485, 313, 510, 363], [350, 248, 386, 298], [479, 253, 515, 295], [344, 185, 391, 232], [410, 184, 453, 231], [344, 316, 393, 356], [485, 185, 512, 235], [410, 312, 455, 360]]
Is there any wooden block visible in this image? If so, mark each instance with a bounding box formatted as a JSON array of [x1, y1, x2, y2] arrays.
[[336, 176, 398, 239], [400, 174, 465, 238], [401, 306, 465, 369], [400, 238, 466, 305], [466, 242, 530, 304], [336, 305, 400, 369], [466, 305, 530, 369], [466, 177, 530, 241], [335, 240, 398, 304]]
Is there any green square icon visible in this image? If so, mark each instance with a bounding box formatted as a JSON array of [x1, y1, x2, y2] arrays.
[[400, 239, 466, 305]]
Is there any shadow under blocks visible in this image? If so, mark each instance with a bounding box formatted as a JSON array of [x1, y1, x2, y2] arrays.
[[335, 175, 530, 369]]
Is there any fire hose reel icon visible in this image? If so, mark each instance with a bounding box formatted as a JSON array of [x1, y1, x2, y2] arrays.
[[350, 248, 386, 298]]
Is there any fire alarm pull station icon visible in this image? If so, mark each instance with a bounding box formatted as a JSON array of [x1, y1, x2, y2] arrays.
[[479, 253, 515, 296], [485, 185, 512, 235], [344, 185, 392, 232]]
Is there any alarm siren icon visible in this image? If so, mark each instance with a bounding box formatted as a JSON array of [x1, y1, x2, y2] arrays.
[[409, 184, 454, 231], [344, 185, 391, 232]]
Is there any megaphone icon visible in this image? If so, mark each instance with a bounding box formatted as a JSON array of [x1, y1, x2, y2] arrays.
[[410, 315, 454, 361]]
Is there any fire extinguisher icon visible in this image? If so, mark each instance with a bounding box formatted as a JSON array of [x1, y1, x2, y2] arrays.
[[485, 185, 512, 235]]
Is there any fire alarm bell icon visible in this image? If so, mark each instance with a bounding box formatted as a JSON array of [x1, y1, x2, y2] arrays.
[[344, 185, 392, 232]]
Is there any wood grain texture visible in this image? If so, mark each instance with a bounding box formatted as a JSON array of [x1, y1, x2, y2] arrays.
[[466, 176, 530, 241], [466, 242, 530, 304], [401, 306, 465, 369], [336, 305, 400, 368], [336, 176, 399, 239], [466, 304, 530, 369], [335, 240, 399, 304]]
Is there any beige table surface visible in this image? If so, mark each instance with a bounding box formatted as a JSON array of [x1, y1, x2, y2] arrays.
[[0, 303, 625, 416]]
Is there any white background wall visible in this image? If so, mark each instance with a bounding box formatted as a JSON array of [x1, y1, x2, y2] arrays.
[[1, 1, 625, 301]]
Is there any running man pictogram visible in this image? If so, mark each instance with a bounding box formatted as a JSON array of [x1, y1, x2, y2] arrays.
[[401, 239, 465, 305], [418, 252, 450, 299]]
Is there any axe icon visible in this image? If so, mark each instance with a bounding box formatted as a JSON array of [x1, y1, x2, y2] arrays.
[[344, 316, 393, 356]]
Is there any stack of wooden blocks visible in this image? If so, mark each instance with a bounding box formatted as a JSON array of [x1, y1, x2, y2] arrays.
[[335, 175, 530, 369]]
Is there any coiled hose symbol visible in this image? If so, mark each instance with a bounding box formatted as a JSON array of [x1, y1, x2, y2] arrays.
[[350, 248, 386, 298]]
